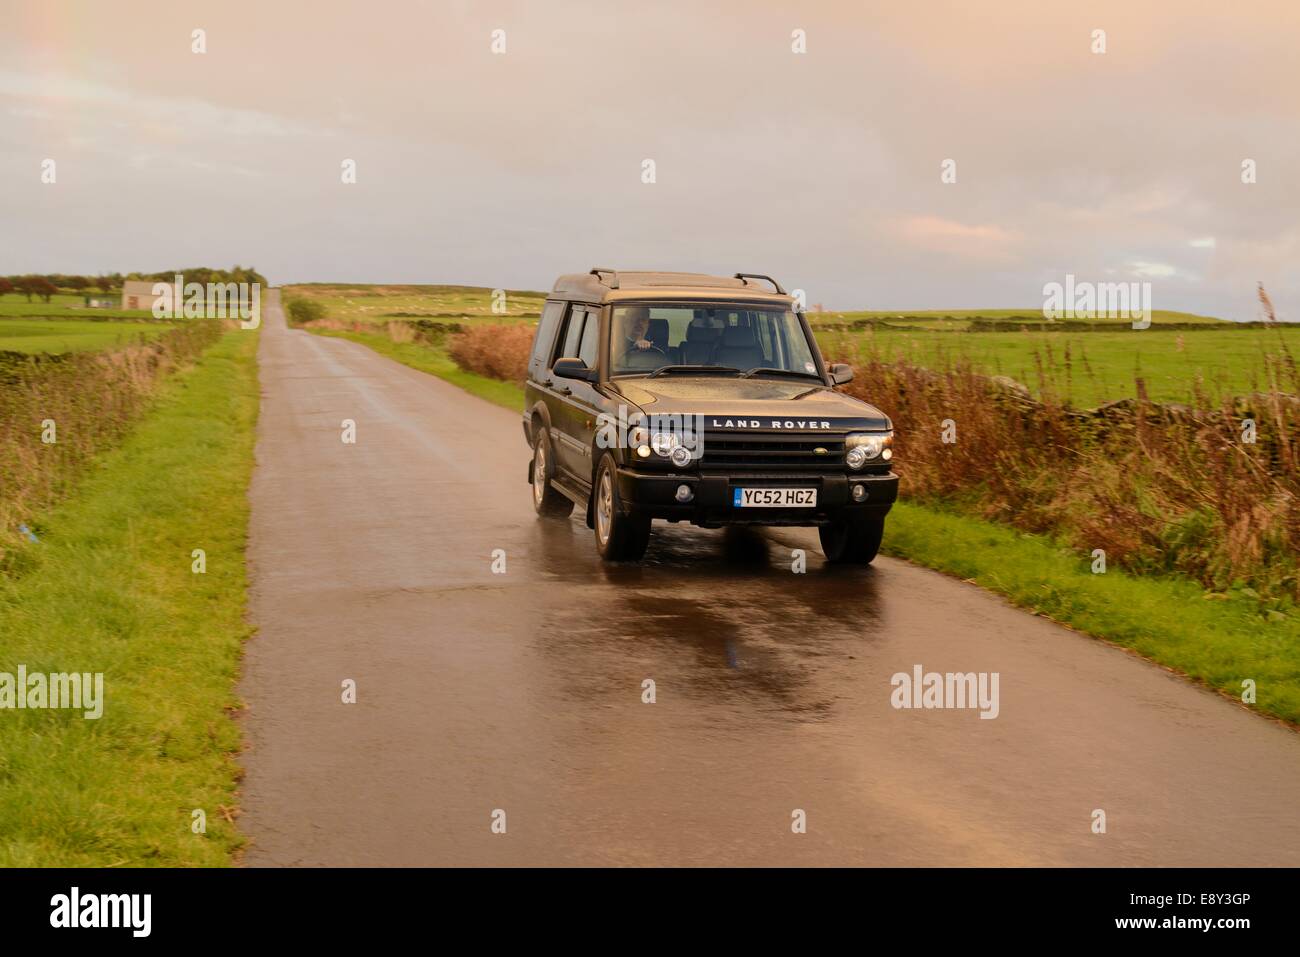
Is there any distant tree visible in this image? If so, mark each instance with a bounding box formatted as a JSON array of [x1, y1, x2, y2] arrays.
[[141, 265, 268, 288], [0, 278, 13, 298], [64, 275, 89, 292], [95, 275, 115, 295], [31, 277, 58, 303]]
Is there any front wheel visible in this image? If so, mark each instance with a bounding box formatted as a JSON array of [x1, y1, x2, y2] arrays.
[[594, 454, 650, 561], [819, 515, 885, 564], [531, 432, 574, 518]]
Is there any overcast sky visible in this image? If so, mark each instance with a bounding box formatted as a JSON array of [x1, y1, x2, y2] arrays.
[[1, 0, 1296, 316]]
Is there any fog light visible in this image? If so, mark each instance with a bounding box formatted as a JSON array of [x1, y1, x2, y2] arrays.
[[675, 484, 694, 503], [852, 483, 867, 502], [669, 446, 693, 468]]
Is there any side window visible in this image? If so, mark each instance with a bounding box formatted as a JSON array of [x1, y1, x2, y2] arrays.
[[578, 310, 599, 368], [558, 306, 585, 360], [530, 301, 565, 376]]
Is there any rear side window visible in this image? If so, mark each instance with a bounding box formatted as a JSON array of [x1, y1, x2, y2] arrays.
[[578, 311, 599, 368], [529, 301, 565, 377], [558, 306, 585, 360]]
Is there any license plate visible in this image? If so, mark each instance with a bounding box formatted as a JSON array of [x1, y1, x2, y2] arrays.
[[733, 487, 817, 508]]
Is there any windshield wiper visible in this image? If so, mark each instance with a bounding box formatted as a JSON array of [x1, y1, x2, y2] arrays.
[[646, 365, 741, 378], [738, 367, 824, 380]]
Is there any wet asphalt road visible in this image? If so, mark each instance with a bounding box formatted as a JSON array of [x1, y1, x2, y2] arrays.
[[239, 291, 1300, 866]]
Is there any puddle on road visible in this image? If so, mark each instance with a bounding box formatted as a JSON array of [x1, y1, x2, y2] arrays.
[[522, 518, 887, 724]]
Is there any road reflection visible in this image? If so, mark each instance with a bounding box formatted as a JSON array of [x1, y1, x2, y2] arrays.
[[527, 515, 885, 722]]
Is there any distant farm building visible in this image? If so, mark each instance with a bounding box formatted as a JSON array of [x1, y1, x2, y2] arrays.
[[121, 280, 163, 312]]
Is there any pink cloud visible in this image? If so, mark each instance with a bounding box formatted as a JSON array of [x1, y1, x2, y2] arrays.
[[896, 216, 1020, 260]]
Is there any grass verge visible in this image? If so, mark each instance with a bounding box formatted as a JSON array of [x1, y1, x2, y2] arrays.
[[0, 329, 260, 865], [313, 328, 524, 410], [323, 330, 1299, 726]]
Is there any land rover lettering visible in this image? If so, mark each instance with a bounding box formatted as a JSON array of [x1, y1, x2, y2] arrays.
[[710, 419, 833, 430]]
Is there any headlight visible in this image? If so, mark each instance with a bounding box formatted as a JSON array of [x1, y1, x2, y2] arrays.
[[650, 432, 680, 457], [845, 431, 893, 468]]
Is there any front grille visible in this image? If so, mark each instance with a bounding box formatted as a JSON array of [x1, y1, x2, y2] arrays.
[[698, 431, 846, 471]]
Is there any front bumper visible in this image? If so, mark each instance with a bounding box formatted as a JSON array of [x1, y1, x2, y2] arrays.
[[614, 468, 898, 527]]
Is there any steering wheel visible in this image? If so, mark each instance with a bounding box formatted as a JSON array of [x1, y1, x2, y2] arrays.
[[622, 343, 668, 370]]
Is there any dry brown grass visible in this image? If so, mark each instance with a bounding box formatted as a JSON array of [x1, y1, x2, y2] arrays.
[[446, 324, 533, 384], [835, 341, 1300, 601]]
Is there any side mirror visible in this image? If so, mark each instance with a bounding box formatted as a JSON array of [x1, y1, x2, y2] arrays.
[[553, 357, 597, 383], [829, 363, 854, 386]]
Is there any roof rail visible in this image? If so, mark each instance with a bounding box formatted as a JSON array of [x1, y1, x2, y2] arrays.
[[589, 267, 620, 289], [734, 272, 786, 295]]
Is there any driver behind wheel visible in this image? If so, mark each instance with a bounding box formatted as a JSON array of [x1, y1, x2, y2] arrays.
[[621, 306, 655, 353]]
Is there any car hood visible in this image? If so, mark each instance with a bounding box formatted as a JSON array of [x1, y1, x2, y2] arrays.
[[608, 376, 892, 431]]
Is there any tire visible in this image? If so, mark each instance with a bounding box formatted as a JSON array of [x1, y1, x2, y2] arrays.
[[531, 431, 574, 518], [819, 515, 885, 564], [593, 454, 650, 561]]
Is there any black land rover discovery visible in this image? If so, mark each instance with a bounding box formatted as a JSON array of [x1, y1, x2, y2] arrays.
[[523, 268, 899, 562]]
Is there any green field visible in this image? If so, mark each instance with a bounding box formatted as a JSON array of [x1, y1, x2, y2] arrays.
[[0, 290, 165, 354], [0, 292, 153, 322], [806, 307, 1228, 330], [283, 283, 545, 325], [0, 319, 170, 354], [821, 324, 1300, 406], [0, 329, 259, 866]]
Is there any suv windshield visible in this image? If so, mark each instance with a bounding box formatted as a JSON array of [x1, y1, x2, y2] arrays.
[[610, 304, 820, 377]]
